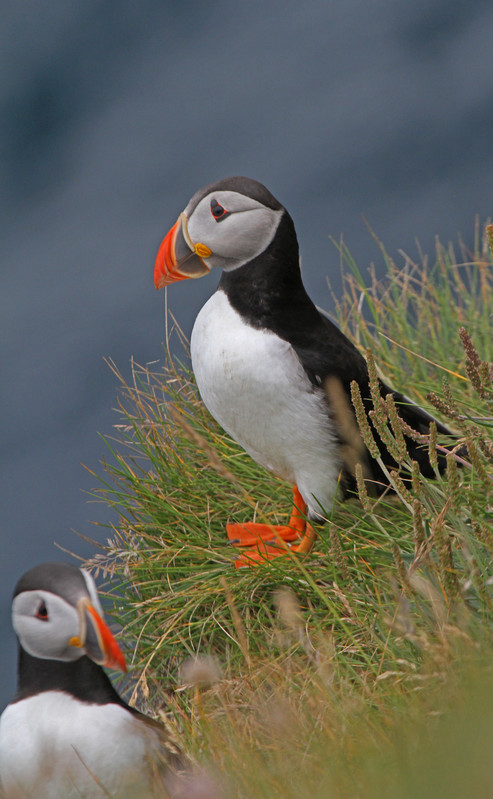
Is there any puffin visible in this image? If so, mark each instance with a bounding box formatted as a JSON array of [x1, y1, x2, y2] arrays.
[[154, 176, 456, 566], [0, 562, 183, 798]]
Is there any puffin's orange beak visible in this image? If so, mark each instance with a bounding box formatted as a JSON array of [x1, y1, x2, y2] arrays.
[[71, 599, 127, 673], [85, 603, 127, 673], [154, 213, 212, 289]]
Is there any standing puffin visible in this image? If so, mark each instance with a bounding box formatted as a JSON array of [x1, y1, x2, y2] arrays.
[[154, 177, 455, 566], [0, 562, 183, 798]]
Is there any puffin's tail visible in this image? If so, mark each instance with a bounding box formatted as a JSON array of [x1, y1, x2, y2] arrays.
[[376, 384, 463, 480], [324, 375, 463, 499]]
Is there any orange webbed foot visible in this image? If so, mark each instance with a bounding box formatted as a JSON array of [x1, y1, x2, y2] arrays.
[[227, 485, 306, 546], [234, 528, 317, 568], [229, 486, 318, 568], [227, 521, 302, 546]]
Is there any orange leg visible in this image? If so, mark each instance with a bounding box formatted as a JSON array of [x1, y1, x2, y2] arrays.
[[227, 486, 318, 568], [227, 485, 307, 546]]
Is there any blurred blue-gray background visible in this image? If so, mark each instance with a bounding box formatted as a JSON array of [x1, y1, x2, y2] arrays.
[[2, 0, 492, 709]]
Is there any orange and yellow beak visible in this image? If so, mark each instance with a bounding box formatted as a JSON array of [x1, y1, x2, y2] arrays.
[[70, 598, 127, 673], [154, 212, 212, 289]]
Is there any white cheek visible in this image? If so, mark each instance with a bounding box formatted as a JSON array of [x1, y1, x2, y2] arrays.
[[13, 592, 81, 662], [211, 209, 281, 261], [187, 192, 282, 269]]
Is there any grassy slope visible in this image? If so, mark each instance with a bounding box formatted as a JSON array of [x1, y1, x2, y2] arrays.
[[85, 227, 493, 797]]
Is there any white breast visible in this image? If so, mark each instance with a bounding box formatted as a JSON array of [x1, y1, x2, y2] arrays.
[[0, 693, 164, 799], [190, 290, 342, 517]]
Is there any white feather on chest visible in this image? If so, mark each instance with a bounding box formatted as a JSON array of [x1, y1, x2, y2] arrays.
[[190, 290, 342, 516], [0, 692, 163, 798]]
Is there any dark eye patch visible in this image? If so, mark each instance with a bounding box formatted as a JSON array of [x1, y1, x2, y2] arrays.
[[210, 199, 230, 222], [36, 600, 49, 621]]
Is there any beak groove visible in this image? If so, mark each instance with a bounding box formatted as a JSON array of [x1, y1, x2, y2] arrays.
[[72, 598, 127, 673], [154, 213, 211, 289]]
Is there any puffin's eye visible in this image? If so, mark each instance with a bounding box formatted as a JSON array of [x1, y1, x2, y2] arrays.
[[36, 600, 49, 621], [210, 199, 230, 222]]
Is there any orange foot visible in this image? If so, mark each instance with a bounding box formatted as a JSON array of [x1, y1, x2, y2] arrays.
[[233, 531, 317, 568], [227, 486, 318, 568]]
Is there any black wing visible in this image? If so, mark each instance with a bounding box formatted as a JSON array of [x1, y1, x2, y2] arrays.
[[285, 306, 456, 485]]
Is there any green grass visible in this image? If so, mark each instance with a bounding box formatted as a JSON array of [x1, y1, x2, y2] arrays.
[[84, 226, 493, 797]]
